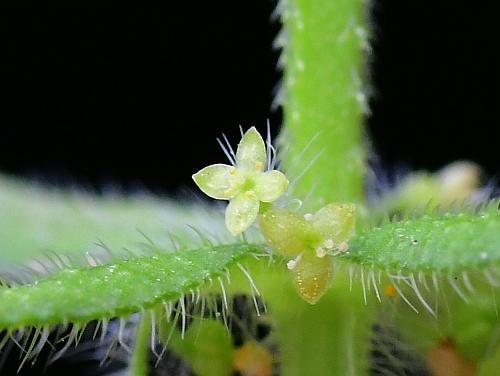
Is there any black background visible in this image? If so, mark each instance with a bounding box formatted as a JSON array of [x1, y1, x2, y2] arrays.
[[0, 2, 498, 194]]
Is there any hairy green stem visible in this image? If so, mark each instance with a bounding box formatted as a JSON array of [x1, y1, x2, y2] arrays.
[[223, 259, 375, 376], [129, 313, 152, 376], [280, 0, 367, 208]]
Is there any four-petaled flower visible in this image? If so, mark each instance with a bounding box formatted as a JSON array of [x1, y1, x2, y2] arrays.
[[193, 127, 289, 236], [258, 203, 356, 304]]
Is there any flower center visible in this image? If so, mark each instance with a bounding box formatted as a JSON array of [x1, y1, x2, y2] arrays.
[[240, 177, 256, 192]]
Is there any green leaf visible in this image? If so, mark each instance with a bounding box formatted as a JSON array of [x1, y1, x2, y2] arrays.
[[0, 174, 234, 264], [0, 243, 260, 330], [344, 202, 500, 273]]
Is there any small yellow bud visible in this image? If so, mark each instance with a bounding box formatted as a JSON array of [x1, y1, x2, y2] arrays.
[[255, 161, 264, 170], [230, 167, 237, 175], [233, 341, 273, 376], [384, 284, 397, 297]]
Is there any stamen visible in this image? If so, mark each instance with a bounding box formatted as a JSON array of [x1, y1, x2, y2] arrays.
[[287, 254, 302, 270], [324, 239, 334, 249], [316, 247, 327, 258], [337, 242, 349, 253]]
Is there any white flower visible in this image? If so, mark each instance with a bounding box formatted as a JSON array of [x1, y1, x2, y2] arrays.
[[193, 127, 288, 236]]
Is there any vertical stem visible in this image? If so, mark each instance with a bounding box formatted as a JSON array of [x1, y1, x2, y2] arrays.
[[280, 0, 368, 209], [129, 313, 151, 376], [226, 259, 374, 376]]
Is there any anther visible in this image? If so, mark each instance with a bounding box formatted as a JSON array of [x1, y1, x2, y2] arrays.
[[287, 254, 302, 270], [324, 239, 334, 249], [337, 242, 349, 253], [316, 247, 327, 258]]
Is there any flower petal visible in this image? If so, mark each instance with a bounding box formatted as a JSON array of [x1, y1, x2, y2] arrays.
[[289, 254, 334, 304], [192, 164, 234, 199], [254, 170, 289, 203], [312, 203, 356, 246], [225, 195, 260, 236], [258, 209, 313, 256], [236, 127, 266, 171]]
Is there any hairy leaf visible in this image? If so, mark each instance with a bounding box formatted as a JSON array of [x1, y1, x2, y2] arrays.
[[0, 244, 260, 330], [345, 202, 500, 272], [0, 174, 235, 264]]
